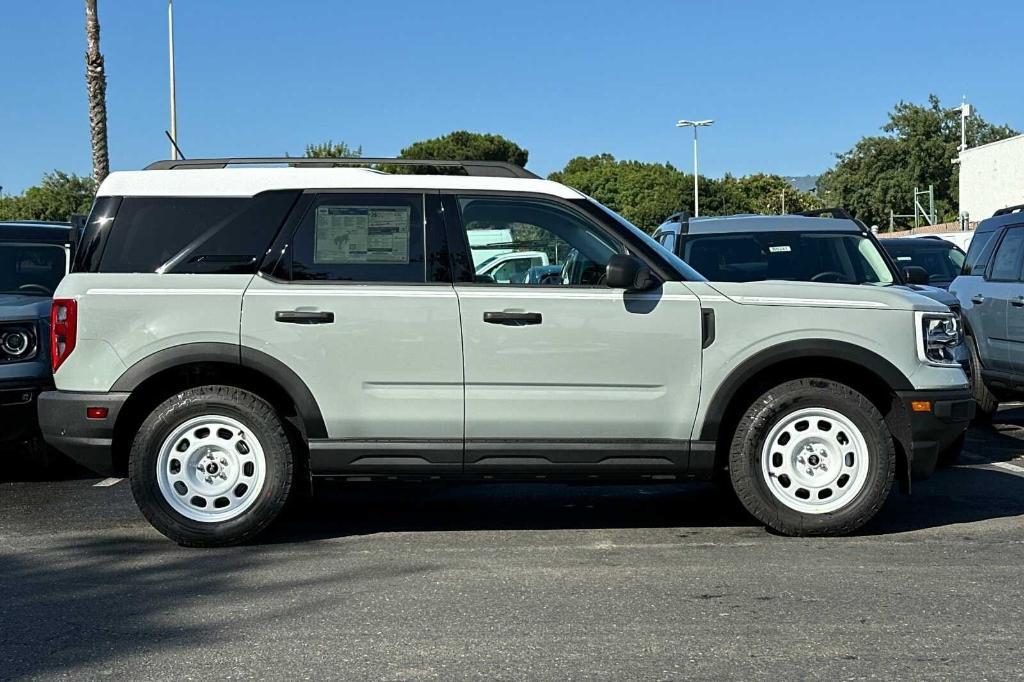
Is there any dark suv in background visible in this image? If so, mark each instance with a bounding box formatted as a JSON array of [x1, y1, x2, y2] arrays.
[[1, 221, 73, 459], [878, 236, 966, 290], [950, 205, 1024, 420]]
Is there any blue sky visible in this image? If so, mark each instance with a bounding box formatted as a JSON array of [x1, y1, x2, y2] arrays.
[[1, 0, 1022, 194]]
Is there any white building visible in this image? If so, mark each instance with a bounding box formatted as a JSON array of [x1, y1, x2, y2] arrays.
[[959, 133, 1024, 222]]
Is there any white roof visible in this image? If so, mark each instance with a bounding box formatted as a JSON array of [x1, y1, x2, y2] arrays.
[[97, 168, 585, 199]]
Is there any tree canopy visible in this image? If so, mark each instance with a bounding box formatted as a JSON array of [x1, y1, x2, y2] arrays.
[[399, 131, 528, 167], [0, 171, 97, 222], [303, 140, 362, 158], [817, 95, 1019, 228], [548, 155, 822, 231]]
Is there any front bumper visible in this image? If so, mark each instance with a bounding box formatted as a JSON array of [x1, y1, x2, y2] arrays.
[[0, 381, 50, 444], [37, 391, 129, 475], [894, 388, 974, 480]]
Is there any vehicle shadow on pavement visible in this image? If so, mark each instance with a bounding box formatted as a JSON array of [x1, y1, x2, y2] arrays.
[[258, 481, 759, 545]]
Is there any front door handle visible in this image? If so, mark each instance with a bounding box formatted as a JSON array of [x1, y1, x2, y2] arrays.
[[275, 310, 335, 324], [971, 294, 985, 305], [1012, 296, 1024, 308], [483, 311, 543, 326]]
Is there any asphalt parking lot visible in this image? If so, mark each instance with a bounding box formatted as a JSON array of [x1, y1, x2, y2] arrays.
[[2, 408, 1023, 680]]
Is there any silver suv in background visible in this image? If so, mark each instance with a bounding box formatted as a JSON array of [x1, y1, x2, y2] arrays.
[[38, 158, 972, 546], [950, 205, 1024, 420]]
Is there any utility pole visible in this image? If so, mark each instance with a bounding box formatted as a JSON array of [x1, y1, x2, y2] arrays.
[[168, 0, 178, 159], [675, 119, 713, 217], [959, 97, 974, 153]]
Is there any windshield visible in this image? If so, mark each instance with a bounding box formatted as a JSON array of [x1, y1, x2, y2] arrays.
[[0, 243, 68, 296], [678, 231, 895, 285], [881, 240, 965, 283], [585, 199, 706, 281]]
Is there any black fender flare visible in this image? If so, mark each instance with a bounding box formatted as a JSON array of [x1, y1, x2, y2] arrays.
[[698, 338, 913, 442], [110, 341, 327, 438]]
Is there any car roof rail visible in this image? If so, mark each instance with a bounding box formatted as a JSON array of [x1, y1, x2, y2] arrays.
[[143, 157, 540, 179], [993, 203, 1024, 216]]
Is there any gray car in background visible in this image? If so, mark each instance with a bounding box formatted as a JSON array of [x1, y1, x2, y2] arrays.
[[949, 205, 1024, 420]]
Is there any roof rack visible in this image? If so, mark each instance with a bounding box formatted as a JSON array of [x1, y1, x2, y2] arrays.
[[993, 203, 1024, 216], [144, 157, 540, 179]]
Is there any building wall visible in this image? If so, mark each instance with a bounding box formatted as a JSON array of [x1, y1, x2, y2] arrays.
[[959, 133, 1024, 221]]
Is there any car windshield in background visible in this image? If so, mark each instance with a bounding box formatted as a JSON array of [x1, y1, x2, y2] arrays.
[[0, 243, 66, 296], [679, 231, 895, 285], [880, 239, 965, 284]]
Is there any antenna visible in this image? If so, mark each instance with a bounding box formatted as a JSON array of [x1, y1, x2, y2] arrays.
[[164, 130, 186, 160]]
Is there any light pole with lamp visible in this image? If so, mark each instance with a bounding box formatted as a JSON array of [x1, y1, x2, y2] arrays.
[[676, 119, 713, 217]]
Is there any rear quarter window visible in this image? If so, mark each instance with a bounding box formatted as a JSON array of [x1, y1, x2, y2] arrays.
[[94, 192, 299, 274], [962, 227, 1000, 276]]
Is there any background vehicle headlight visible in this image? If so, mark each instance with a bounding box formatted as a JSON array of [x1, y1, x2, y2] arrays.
[[0, 325, 38, 362], [916, 312, 961, 366]]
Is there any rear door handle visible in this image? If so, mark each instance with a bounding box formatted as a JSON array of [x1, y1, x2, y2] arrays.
[[275, 310, 335, 324], [483, 311, 542, 326], [1012, 296, 1024, 308], [971, 295, 985, 305]]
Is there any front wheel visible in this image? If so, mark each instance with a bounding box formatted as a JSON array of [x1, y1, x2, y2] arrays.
[[967, 335, 998, 423], [129, 385, 294, 547], [729, 378, 895, 536]]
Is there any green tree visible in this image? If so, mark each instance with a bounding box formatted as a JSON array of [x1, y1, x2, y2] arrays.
[[817, 95, 1018, 229], [303, 140, 362, 158], [0, 171, 97, 221], [549, 155, 822, 232], [399, 131, 528, 167]]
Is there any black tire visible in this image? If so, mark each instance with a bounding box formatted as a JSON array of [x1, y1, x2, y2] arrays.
[[937, 432, 966, 468], [728, 378, 895, 537], [129, 385, 294, 547], [967, 335, 998, 423]]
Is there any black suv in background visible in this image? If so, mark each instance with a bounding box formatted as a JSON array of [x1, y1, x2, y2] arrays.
[[950, 205, 1024, 420], [878, 236, 966, 289]]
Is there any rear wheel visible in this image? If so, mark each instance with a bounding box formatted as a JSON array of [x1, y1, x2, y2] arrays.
[[729, 378, 895, 536], [967, 335, 998, 423], [129, 385, 294, 547]]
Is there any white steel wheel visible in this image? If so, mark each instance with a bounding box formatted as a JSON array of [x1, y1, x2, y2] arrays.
[[155, 415, 267, 523], [760, 407, 870, 514]]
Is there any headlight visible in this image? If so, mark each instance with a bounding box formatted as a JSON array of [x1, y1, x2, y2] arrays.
[[916, 312, 961, 366], [0, 324, 38, 363]]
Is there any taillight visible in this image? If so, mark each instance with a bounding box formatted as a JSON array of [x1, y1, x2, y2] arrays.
[[51, 299, 78, 372]]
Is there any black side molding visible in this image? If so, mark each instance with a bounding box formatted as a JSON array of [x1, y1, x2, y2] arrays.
[[701, 308, 715, 349]]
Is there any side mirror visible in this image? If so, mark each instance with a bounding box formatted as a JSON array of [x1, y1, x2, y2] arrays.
[[606, 254, 656, 291], [902, 265, 929, 285]]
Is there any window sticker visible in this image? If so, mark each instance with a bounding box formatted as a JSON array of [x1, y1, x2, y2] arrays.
[[768, 245, 792, 253], [896, 256, 912, 261], [314, 205, 411, 264]]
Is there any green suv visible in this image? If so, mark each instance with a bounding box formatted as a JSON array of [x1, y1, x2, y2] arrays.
[[39, 158, 972, 546]]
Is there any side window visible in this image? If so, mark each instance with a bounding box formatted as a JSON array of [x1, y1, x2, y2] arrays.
[[97, 192, 298, 274], [987, 227, 1024, 281], [286, 193, 425, 283], [657, 231, 677, 255], [456, 196, 620, 286], [963, 229, 998, 276]]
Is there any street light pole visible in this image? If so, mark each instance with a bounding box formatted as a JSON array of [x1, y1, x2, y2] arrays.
[[676, 119, 713, 217], [168, 0, 178, 160]]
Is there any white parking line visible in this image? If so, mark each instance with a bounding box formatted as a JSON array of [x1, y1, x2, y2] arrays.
[[93, 477, 124, 487], [961, 456, 1024, 479]]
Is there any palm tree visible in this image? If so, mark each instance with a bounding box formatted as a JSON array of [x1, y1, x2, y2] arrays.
[[84, 0, 109, 183]]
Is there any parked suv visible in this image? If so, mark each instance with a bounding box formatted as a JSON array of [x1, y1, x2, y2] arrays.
[[1, 221, 73, 457], [950, 205, 1024, 420], [878, 236, 966, 290], [40, 158, 972, 546]]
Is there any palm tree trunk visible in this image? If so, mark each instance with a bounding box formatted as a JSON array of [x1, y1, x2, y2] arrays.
[[85, 0, 109, 183]]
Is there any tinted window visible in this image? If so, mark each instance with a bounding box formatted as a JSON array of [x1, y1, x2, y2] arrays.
[[73, 196, 121, 272], [679, 231, 894, 285], [880, 240, 965, 283], [457, 196, 620, 286], [98, 192, 298, 274], [988, 227, 1024, 281], [0, 243, 67, 296], [288, 193, 425, 283], [963, 228, 999, 275]]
